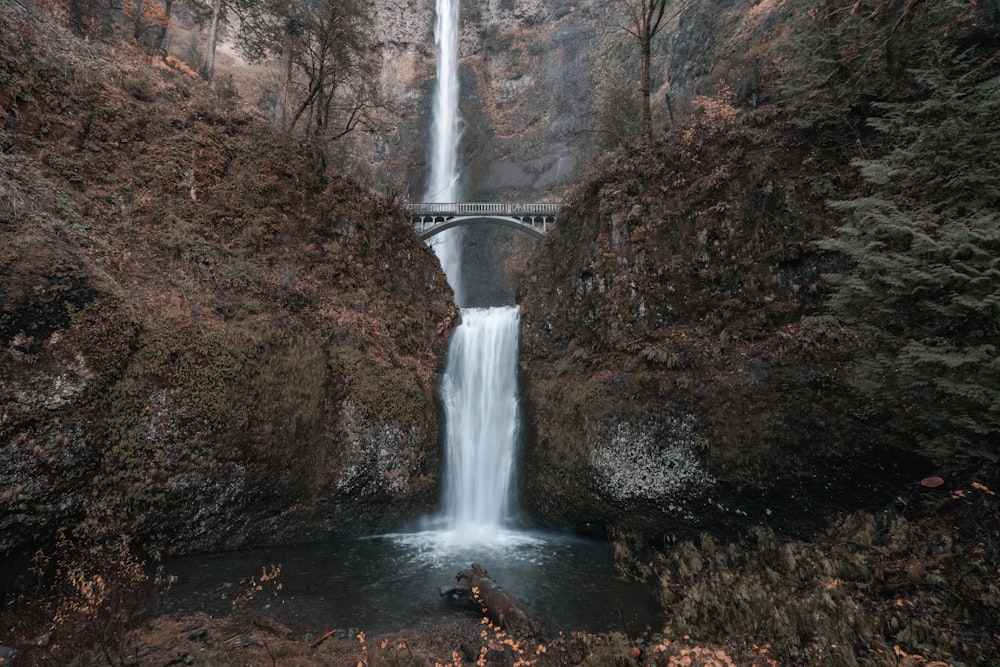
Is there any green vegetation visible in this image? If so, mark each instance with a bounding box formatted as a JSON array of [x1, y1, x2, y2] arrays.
[[329, 341, 426, 427], [809, 51, 1000, 461], [615, 475, 1000, 665]]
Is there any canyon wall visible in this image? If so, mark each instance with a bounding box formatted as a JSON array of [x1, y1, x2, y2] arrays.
[[362, 0, 765, 305], [514, 0, 993, 537], [0, 5, 455, 558]]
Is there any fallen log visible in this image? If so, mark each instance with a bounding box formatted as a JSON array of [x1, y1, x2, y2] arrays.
[[440, 563, 540, 637], [308, 627, 338, 649]]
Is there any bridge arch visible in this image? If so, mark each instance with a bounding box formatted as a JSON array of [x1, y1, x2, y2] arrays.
[[415, 214, 552, 239], [409, 202, 559, 240]]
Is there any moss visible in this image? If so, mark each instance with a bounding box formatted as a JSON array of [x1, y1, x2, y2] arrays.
[[329, 341, 426, 427], [97, 367, 167, 517], [42, 152, 84, 187], [163, 216, 220, 264], [580, 633, 638, 667], [481, 23, 515, 54], [122, 70, 154, 102], [243, 333, 332, 490]]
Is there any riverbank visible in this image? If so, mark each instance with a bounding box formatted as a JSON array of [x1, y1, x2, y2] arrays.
[[49, 612, 747, 667], [152, 461, 1000, 667], [4, 461, 994, 666]]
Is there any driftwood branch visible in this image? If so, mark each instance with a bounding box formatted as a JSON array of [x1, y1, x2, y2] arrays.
[[308, 627, 338, 649], [440, 563, 540, 637]]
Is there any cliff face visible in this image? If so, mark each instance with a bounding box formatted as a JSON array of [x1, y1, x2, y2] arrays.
[[0, 5, 454, 557], [513, 0, 996, 536], [363, 0, 611, 304], [366, 0, 588, 203], [362, 0, 774, 304], [365, 0, 766, 203]]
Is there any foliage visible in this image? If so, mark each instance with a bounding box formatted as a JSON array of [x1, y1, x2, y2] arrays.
[[772, 0, 997, 145], [232, 0, 378, 140], [245, 334, 334, 492], [120, 0, 170, 44], [61, 0, 168, 46], [231, 563, 283, 619], [808, 49, 1000, 461], [592, 36, 643, 148], [329, 341, 425, 426], [122, 68, 155, 101], [630, 476, 1000, 665], [1, 530, 150, 666]]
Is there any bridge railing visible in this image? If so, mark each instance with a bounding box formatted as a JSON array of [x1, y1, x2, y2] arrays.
[[410, 202, 559, 216]]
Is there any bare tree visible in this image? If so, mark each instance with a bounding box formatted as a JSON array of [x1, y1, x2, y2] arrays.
[[234, 0, 376, 141], [286, 0, 368, 136], [609, 0, 688, 140]]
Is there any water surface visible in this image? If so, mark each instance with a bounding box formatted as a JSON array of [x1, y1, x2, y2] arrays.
[[159, 531, 661, 637]]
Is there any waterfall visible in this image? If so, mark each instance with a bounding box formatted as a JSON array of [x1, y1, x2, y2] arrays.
[[439, 307, 521, 537], [407, 0, 531, 551], [426, 0, 464, 305]]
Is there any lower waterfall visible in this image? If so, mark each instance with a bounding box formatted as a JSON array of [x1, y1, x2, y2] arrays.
[[438, 306, 522, 540]]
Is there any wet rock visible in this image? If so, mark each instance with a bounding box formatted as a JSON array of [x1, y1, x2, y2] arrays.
[[588, 417, 711, 503]]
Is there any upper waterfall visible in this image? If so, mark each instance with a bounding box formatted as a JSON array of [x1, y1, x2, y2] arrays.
[[426, 0, 465, 305]]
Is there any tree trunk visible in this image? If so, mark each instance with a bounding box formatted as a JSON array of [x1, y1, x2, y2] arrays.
[[274, 35, 292, 128], [202, 0, 221, 81], [154, 0, 174, 52], [289, 80, 321, 130], [640, 32, 653, 139], [441, 564, 540, 637]]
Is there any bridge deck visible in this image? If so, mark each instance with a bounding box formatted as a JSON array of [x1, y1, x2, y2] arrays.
[[408, 202, 559, 239], [410, 202, 559, 216]]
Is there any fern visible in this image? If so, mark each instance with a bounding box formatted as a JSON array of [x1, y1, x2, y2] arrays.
[[641, 345, 681, 368]]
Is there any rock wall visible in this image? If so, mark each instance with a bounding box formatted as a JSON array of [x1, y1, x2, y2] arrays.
[[0, 6, 454, 558], [361, 0, 610, 303], [360, 0, 764, 303], [363, 0, 755, 204], [514, 1, 944, 538]]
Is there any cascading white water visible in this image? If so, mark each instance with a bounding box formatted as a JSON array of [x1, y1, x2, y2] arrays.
[[426, 0, 464, 305], [406, 0, 533, 550], [439, 306, 521, 537]]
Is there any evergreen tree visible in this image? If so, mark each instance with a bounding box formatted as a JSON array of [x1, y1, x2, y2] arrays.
[[810, 51, 1000, 461]]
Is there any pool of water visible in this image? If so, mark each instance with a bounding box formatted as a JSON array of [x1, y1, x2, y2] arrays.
[[157, 530, 661, 637]]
